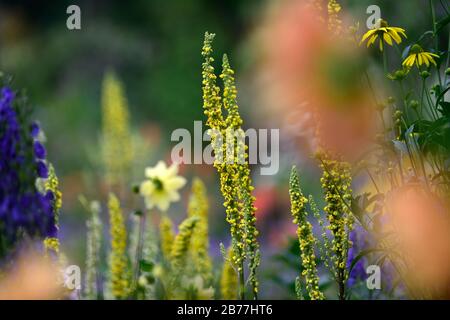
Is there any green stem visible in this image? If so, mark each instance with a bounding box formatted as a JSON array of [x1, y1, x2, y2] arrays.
[[383, 48, 388, 76], [133, 211, 147, 296], [430, 0, 443, 86], [239, 262, 245, 300]]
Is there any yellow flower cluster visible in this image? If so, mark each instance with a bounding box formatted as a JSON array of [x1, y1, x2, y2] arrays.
[[289, 166, 324, 300], [43, 237, 59, 254], [45, 164, 62, 218], [159, 214, 175, 262], [101, 71, 134, 186], [220, 247, 238, 300], [327, 0, 342, 35], [170, 216, 199, 272], [201, 32, 260, 298], [108, 193, 130, 299], [318, 153, 353, 298], [43, 164, 62, 256], [187, 177, 212, 281]]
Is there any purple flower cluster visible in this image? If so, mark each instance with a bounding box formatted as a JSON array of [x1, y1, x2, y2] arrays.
[[0, 86, 56, 255], [346, 224, 373, 287]]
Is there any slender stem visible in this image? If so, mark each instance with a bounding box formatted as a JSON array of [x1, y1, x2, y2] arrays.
[[133, 211, 147, 295], [430, 0, 443, 86], [365, 168, 380, 193], [239, 262, 245, 300], [383, 48, 388, 76]]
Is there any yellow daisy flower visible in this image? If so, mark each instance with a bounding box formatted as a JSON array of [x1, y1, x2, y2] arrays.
[[402, 44, 439, 68], [139, 161, 186, 211], [360, 19, 407, 51]]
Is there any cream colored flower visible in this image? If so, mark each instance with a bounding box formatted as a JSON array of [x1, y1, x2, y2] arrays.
[[140, 161, 186, 211]]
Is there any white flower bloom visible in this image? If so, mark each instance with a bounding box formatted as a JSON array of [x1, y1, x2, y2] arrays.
[[139, 161, 186, 211]]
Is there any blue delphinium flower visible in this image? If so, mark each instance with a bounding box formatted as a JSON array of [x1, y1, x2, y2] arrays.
[[346, 224, 373, 288], [0, 85, 56, 258], [34, 141, 46, 159]]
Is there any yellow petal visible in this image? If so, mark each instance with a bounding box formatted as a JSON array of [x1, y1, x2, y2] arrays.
[[422, 54, 430, 67], [402, 55, 414, 67], [391, 27, 407, 38], [388, 29, 402, 44], [379, 38, 384, 51], [418, 54, 423, 66], [367, 34, 378, 47], [360, 29, 377, 44], [424, 53, 436, 66], [383, 32, 393, 45]]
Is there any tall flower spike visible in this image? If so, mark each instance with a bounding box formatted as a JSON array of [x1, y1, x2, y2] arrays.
[[170, 216, 199, 273], [201, 33, 260, 299], [160, 214, 175, 262], [318, 153, 354, 300], [202, 32, 225, 132], [221, 247, 238, 300], [187, 177, 212, 282], [101, 71, 134, 186], [221, 54, 260, 298], [0, 86, 56, 257], [289, 166, 324, 300], [82, 198, 102, 300], [108, 193, 131, 299], [201, 33, 246, 297]]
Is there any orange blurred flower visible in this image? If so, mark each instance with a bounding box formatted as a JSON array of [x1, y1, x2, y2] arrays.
[[386, 184, 450, 298], [256, 0, 377, 161], [0, 251, 63, 300]]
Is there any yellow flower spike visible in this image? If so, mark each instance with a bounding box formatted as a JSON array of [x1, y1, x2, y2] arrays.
[[108, 193, 131, 299], [318, 153, 354, 299], [201, 33, 260, 299], [289, 166, 324, 300], [220, 247, 238, 300], [159, 214, 175, 262], [360, 19, 407, 51], [101, 71, 134, 186], [170, 216, 199, 273], [402, 44, 439, 69], [187, 177, 213, 282]]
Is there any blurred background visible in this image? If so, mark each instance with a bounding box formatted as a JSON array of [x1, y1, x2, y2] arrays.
[[0, 0, 445, 299]]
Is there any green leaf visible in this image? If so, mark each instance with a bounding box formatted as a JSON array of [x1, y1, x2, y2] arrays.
[[139, 259, 154, 272], [436, 15, 450, 34]]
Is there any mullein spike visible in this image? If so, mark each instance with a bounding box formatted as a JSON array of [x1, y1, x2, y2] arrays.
[[289, 166, 324, 300], [318, 153, 354, 300], [160, 214, 175, 263], [187, 177, 213, 282], [108, 193, 131, 299]]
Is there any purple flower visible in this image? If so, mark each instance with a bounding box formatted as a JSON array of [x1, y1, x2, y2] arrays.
[[31, 122, 40, 138], [0, 85, 57, 257], [346, 225, 374, 287], [36, 161, 48, 178], [34, 141, 46, 159]]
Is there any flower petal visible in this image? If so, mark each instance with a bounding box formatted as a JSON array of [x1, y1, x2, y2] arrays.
[[383, 33, 393, 46]]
